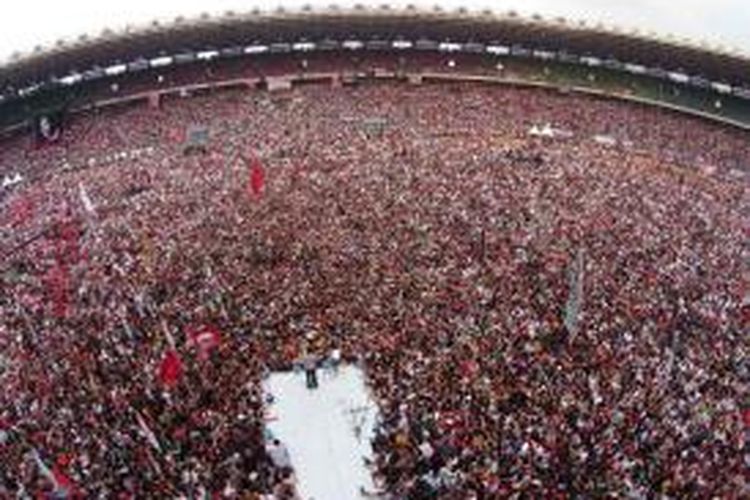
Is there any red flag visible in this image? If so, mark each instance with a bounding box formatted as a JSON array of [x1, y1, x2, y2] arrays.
[[187, 324, 221, 361], [53, 464, 80, 498], [158, 350, 183, 387], [31, 449, 79, 498], [248, 156, 265, 197]]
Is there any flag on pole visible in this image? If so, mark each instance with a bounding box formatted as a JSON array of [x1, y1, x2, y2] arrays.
[[158, 349, 183, 388], [78, 182, 96, 215], [31, 448, 58, 488], [52, 464, 77, 498], [187, 324, 221, 361], [248, 155, 265, 197], [135, 411, 163, 454], [161, 319, 175, 349], [120, 308, 134, 341], [564, 248, 585, 337], [31, 449, 78, 497]]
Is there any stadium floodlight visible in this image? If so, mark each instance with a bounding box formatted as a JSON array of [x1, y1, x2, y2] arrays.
[[150, 56, 173, 68], [438, 42, 462, 52], [60, 73, 83, 85], [581, 56, 602, 66], [18, 84, 40, 97], [392, 40, 413, 49], [104, 64, 128, 76], [244, 44, 269, 54], [293, 42, 316, 51], [486, 45, 510, 55], [667, 72, 689, 84], [532, 49, 555, 60], [197, 50, 219, 60], [711, 82, 732, 94], [624, 63, 647, 74], [342, 40, 364, 50]]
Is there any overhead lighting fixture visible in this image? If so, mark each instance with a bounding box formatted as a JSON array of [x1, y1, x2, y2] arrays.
[[438, 42, 462, 52], [392, 40, 413, 49], [343, 40, 364, 50], [667, 72, 689, 84], [150, 56, 173, 68], [711, 82, 732, 94], [624, 63, 647, 74], [292, 42, 316, 51], [244, 45, 269, 54], [104, 64, 127, 76], [60, 73, 83, 85], [581, 56, 602, 66], [197, 50, 219, 60], [486, 45, 510, 55]]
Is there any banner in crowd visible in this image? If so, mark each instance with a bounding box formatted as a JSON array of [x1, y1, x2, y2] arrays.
[[34, 112, 64, 144], [248, 155, 266, 198], [564, 248, 585, 336]]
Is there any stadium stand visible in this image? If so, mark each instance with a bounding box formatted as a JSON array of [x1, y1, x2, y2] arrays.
[[0, 7, 748, 498]]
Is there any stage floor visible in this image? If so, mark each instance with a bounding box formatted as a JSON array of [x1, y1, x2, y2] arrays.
[[264, 364, 379, 499]]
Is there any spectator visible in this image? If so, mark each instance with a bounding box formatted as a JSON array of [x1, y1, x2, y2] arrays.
[[0, 79, 747, 497]]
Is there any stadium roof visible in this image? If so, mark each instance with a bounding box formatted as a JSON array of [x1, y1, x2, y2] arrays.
[[2, 5, 749, 88]]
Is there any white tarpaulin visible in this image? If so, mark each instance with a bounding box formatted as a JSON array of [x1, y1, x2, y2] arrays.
[[529, 124, 555, 138], [529, 123, 573, 139], [264, 365, 379, 500], [2, 172, 23, 188], [593, 134, 618, 146]]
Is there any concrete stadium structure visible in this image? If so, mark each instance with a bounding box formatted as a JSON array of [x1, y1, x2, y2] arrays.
[[2, 6, 750, 134]]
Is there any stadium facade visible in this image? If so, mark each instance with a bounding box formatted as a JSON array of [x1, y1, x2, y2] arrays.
[[2, 6, 750, 135]]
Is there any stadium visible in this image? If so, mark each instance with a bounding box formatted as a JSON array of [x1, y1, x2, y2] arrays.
[[0, 5, 748, 498]]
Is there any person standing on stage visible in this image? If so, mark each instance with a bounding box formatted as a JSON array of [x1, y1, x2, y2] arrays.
[[303, 352, 318, 389]]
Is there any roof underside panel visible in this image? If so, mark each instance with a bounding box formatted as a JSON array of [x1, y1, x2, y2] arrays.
[[1, 11, 748, 87]]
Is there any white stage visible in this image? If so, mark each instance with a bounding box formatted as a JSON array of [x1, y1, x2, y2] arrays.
[[264, 365, 379, 500]]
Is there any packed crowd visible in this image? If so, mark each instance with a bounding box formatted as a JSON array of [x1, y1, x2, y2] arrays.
[[1, 81, 748, 498]]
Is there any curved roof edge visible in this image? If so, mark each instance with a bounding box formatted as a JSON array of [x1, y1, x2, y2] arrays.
[[1, 5, 749, 88]]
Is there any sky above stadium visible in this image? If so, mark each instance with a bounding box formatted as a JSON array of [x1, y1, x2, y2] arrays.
[[0, 1, 748, 64]]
